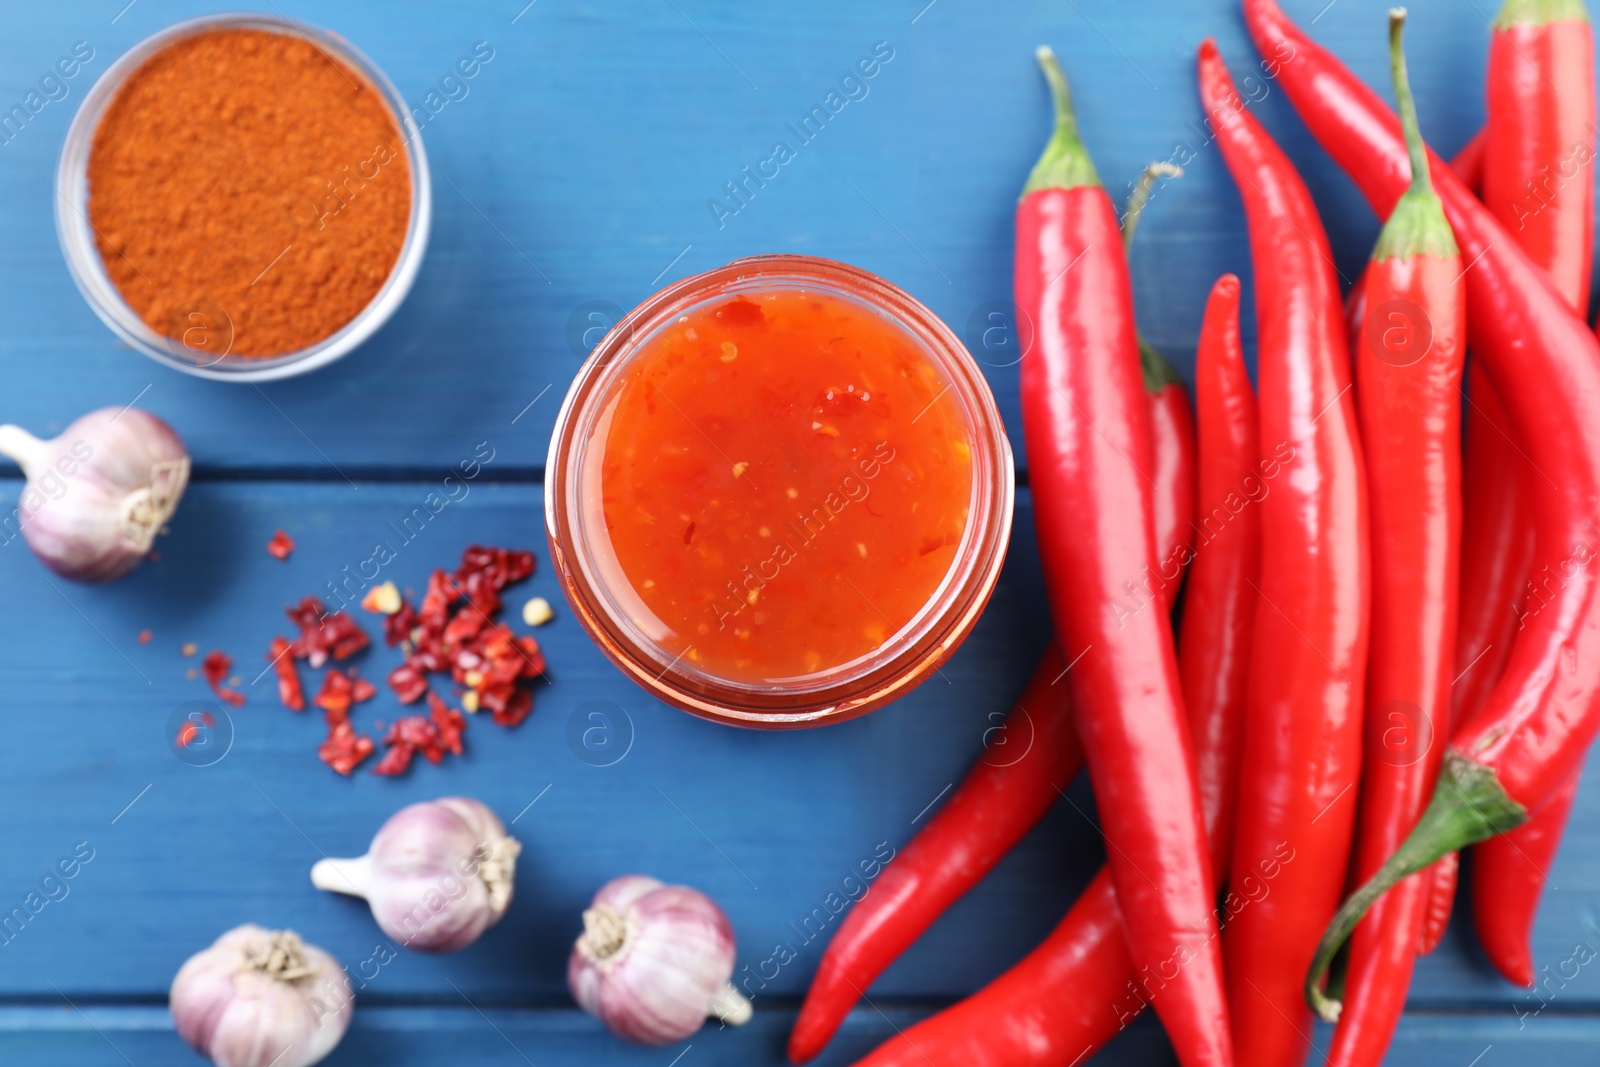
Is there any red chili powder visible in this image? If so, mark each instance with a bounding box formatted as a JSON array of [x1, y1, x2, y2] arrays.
[[87, 28, 412, 358]]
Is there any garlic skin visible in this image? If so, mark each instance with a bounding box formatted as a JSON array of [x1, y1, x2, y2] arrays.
[[0, 407, 189, 582], [170, 924, 352, 1067], [310, 797, 521, 953], [568, 875, 752, 1046]]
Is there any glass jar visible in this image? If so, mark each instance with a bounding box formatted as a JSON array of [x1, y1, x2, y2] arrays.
[[546, 255, 1013, 727]]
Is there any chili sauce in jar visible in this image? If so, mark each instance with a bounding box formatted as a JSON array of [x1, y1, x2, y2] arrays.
[[547, 256, 1013, 727]]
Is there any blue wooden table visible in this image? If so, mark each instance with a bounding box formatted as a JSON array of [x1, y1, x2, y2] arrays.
[[2, 1, 1597, 1064]]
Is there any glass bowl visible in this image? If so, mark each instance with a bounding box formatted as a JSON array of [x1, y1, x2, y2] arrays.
[[546, 254, 1016, 728], [54, 12, 431, 382]]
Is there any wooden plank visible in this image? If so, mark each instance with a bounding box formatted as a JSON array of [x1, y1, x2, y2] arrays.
[[0, 0, 1507, 473], [0, 481, 1058, 1000], [0, 1004, 1593, 1066], [1, 481, 1598, 1015]]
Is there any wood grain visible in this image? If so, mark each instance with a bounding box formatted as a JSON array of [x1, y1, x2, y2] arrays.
[[0, 1, 1595, 1064]]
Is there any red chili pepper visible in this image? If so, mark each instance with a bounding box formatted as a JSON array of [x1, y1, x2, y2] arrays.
[[1472, 770, 1582, 985], [1348, 130, 1487, 961], [1016, 47, 1228, 1067], [1468, 0, 1596, 986], [1238, 0, 1600, 1016], [1326, 16, 1465, 1064], [786, 647, 1080, 1063], [1180, 274, 1258, 884], [1484, 0, 1595, 315], [1417, 130, 1488, 959], [1123, 163, 1199, 594], [844, 274, 1258, 1067], [1145, 345, 1197, 589], [1197, 39, 1370, 1064]]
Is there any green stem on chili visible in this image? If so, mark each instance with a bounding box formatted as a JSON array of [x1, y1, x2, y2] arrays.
[[1307, 752, 1528, 1021]]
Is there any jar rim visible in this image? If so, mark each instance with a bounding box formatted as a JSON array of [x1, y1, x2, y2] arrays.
[[53, 12, 431, 383], [545, 254, 1015, 728]]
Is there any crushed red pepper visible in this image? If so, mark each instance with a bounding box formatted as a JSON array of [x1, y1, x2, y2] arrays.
[[313, 667, 376, 718], [319, 722, 375, 776], [285, 596, 370, 667], [266, 544, 544, 776], [201, 650, 245, 707], [176, 710, 215, 749], [268, 637, 306, 711], [267, 529, 296, 561]]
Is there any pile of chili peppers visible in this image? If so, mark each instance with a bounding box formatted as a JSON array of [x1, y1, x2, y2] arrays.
[[266, 544, 546, 777], [791, 3, 1600, 1065]]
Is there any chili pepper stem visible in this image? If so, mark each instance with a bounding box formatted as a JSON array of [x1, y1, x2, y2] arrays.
[[1023, 46, 1100, 195], [1305, 751, 1527, 1021], [1123, 162, 1187, 394], [1138, 339, 1186, 392], [1122, 161, 1184, 250], [0, 424, 50, 475], [1374, 9, 1458, 261], [310, 855, 374, 898]]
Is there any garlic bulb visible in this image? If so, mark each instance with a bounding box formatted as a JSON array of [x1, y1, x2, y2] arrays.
[[310, 797, 521, 953], [568, 875, 752, 1045], [170, 924, 352, 1067], [0, 407, 189, 582]]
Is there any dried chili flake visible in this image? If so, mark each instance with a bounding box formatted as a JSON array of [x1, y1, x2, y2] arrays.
[[373, 715, 442, 775], [372, 738, 415, 776], [491, 687, 533, 728], [292, 545, 542, 776], [443, 608, 486, 647], [176, 710, 215, 749], [201, 650, 246, 707], [268, 637, 306, 711], [456, 545, 534, 590], [428, 692, 466, 756], [382, 599, 418, 647], [420, 570, 461, 623], [387, 661, 429, 704], [138, 629, 153, 645], [312, 671, 374, 723], [514, 636, 548, 678], [285, 596, 370, 667], [267, 529, 296, 561], [319, 721, 375, 775]]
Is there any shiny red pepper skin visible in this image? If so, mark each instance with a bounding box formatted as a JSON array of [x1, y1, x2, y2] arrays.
[[1198, 39, 1370, 1067], [785, 648, 1081, 1063], [1470, 0, 1597, 986], [1328, 17, 1465, 1065], [1148, 354, 1199, 592], [1180, 275, 1258, 880], [849, 275, 1258, 1067], [1017, 49, 1229, 1067], [1420, 130, 1501, 959], [1483, 0, 1595, 316], [1472, 770, 1583, 986], [1242, 0, 1600, 1015]]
